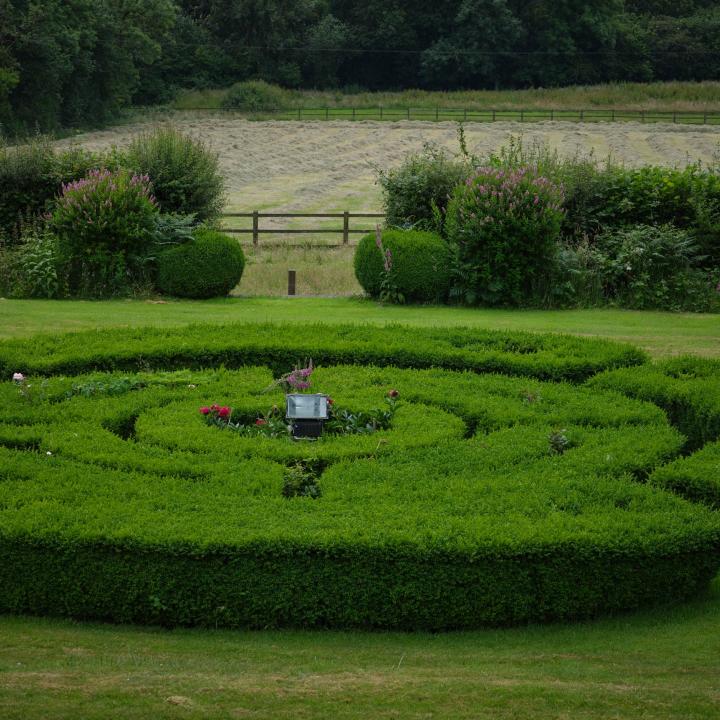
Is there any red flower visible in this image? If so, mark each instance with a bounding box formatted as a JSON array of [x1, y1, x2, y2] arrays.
[[218, 406, 231, 419], [327, 397, 334, 405], [255, 418, 267, 426], [210, 404, 220, 411], [199, 406, 210, 415], [388, 389, 400, 399]]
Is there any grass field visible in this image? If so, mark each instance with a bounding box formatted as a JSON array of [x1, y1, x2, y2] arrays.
[[2, 578, 720, 720], [1, 297, 719, 358], [173, 81, 720, 113], [56, 114, 720, 225], [1, 298, 719, 718]]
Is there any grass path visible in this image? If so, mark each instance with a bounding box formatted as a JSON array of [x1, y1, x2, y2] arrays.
[[2, 580, 719, 719], [1, 297, 718, 358]]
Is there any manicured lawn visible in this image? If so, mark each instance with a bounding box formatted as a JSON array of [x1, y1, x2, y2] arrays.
[[1, 297, 719, 358], [2, 579, 720, 720]]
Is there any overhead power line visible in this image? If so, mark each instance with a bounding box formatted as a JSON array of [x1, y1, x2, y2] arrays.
[[233, 45, 720, 57]]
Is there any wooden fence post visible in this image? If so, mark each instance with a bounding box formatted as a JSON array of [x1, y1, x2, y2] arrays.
[[288, 270, 296, 296], [380, 105, 383, 120], [342, 211, 350, 245], [492, 110, 496, 122], [580, 109, 584, 121], [435, 106, 439, 121], [550, 109, 554, 121], [704, 112, 708, 125], [325, 107, 329, 120], [352, 107, 356, 121], [520, 110, 524, 122], [252, 211, 259, 247]]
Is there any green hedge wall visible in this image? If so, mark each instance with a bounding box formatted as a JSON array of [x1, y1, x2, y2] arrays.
[[0, 326, 718, 630], [650, 442, 720, 509], [588, 356, 720, 450], [0, 322, 646, 382]]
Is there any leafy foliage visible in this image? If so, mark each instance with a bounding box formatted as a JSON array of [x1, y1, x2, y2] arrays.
[[156, 227, 245, 299], [221, 80, 289, 112], [50, 169, 159, 297], [123, 127, 225, 222], [282, 462, 321, 499], [592, 225, 717, 311], [354, 229, 452, 303], [377, 143, 467, 229], [0, 138, 103, 242], [3, 1, 720, 134], [445, 167, 565, 306]]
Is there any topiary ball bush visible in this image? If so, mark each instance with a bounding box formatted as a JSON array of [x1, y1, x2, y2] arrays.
[[354, 229, 452, 303], [157, 228, 244, 299]]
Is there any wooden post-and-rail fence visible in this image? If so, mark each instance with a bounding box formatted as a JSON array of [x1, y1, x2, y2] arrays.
[[222, 211, 385, 247]]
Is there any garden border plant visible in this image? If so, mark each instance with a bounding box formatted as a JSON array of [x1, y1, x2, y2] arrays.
[[0, 323, 719, 630]]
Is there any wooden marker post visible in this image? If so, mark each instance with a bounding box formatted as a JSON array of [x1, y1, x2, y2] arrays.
[[288, 269, 296, 296]]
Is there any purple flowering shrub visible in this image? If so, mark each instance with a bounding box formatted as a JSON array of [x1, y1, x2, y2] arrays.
[[51, 169, 159, 296], [445, 167, 565, 306]]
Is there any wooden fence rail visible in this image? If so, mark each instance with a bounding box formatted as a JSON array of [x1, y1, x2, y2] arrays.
[[222, 211, 385, 246], [185, 106, 720, 126]]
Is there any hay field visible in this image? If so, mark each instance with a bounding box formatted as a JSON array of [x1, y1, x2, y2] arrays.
[[60, 115, 720, 216], [57, 115, 720, 295]]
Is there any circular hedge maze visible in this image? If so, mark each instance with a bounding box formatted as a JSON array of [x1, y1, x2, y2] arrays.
[[0, 324, 718, 630]]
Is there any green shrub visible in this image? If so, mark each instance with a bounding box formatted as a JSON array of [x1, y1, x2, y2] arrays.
[[151, 213, 197, 250], [377, 143, 467, 229], [0, 138, 101, 242], [445, 167, 565, 306], [354, 229, 451, 303], [475, 136, 720, 266], [10, 218, 61, 299], [220, 80, 288, 112], [157, 228, 245, 299], [558, 163, 720, 268], [592, 225, 718, 311], [50, 169, 159, 297], [123, 127, 226, 222]]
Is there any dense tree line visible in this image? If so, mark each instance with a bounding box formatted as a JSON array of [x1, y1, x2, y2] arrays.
[[1, 0, 719, 134]]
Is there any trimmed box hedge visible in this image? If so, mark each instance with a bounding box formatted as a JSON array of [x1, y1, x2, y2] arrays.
[[0, 322, 646, 382], [588, 356, 720, 450], [0, 326, 718, 630]]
